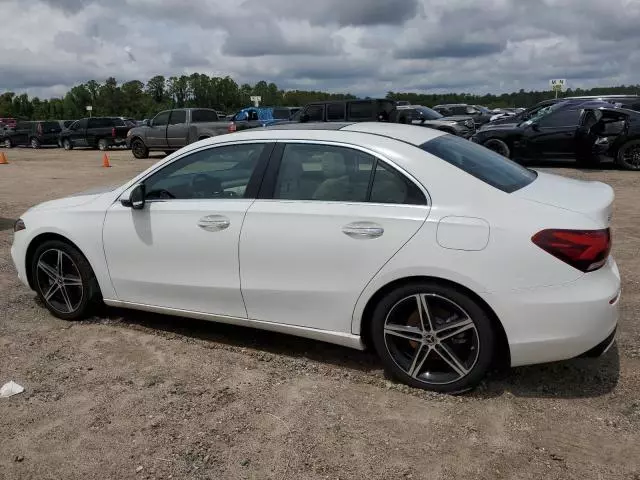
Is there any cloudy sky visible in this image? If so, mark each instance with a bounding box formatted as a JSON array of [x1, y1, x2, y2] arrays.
[[2, 0, 639, 98]]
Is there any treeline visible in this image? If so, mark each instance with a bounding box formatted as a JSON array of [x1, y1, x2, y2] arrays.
[[1, 73, 640, 121]]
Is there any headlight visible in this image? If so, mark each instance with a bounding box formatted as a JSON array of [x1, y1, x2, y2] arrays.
[[14, 219, 25, 232]]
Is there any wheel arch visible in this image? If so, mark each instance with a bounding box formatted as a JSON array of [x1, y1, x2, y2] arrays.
[[25, 232, 93, 290], [358, 275, 510, 367]]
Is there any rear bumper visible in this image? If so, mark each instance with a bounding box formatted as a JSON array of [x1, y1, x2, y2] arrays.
[[487, 257, 620, 367]]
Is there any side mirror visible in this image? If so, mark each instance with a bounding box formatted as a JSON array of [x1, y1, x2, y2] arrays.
[[143, 119, 150, 126], [300, 114, 309, 123], [120, 183, 146, 209]]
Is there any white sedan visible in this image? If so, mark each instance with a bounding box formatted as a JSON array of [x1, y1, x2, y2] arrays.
[[11, 123, 620, 393]]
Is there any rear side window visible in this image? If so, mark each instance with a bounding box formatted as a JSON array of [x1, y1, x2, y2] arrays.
[[191, 109, 219, 122], [112, 118, 126, 126], [272, 108, 291, 120], [370, 162, 426, 205], [169, 110, 187, 125], [420, 135, 537, 193], [348, 101, 373, 120], [41, 121, 61, 132], [88, 118, 112, 128], [327, 103, 345, 121]]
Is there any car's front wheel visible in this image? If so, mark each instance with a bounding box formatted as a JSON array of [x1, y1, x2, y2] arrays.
[[97, 139, 109, 151], [483, 138, 511, 158], [371, 281, 495, 394], [30, 137, 41, 149], [62, 138, 73, 150], [31, 240, 102, 321], [4, 138, 13, 148]]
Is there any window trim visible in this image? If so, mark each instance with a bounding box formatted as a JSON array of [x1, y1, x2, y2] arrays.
[[132, 141, 276, 203], [257, 140, 430, 206]]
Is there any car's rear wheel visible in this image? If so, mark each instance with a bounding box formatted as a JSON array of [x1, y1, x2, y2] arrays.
[[30, 137, 41, 149], [62, 138, 73, 150], [31, 240, 101, 321], [4, 138, 13, 148], [616, 140, 640, 170], [483, 138, 510, 158], [371, 281, 495, 394], [98, 139, 109, 151], [131, 138, 149, 159]]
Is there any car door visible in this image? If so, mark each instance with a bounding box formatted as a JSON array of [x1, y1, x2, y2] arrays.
[[166, 109, 188, 148], [102, 141, 273, 317], [526, 108, 582, 158], [146, 111, 170, 148], [239, 142, 430, 333], [71, 118, 89, 147], [13, 122, 31, 146]]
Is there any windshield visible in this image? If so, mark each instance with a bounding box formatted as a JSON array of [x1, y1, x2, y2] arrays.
[[415, 106, 443, 120], [420, 135, 537, 193]]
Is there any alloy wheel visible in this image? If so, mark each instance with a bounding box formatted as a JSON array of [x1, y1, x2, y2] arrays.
[[383, 293, 480, 385], [35, 249, 84, 314], [622, 144, 640, 169]]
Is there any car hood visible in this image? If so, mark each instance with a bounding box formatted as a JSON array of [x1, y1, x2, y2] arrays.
[[477, 123, 523, 134], [441, 115, 474, 122], [26, 186, 117, 213]]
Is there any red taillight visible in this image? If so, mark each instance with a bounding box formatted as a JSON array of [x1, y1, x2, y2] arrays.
[[532, 228, 611, 272], [228, 122, 236, 133], [111, 127, 116, 138]]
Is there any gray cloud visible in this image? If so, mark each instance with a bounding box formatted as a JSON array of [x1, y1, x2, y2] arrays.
[[2, 0, 640, 99]]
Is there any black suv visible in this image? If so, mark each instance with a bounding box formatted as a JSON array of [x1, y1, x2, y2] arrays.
[[396, 105, 476, 138], [297, 99, 410, 124], [1, 120, 62, 148], [433, 104, 493, 127]]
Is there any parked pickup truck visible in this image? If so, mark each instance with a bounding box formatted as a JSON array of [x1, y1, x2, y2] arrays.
[[60, 117, 130, 151], [126, 108, 229, 159]]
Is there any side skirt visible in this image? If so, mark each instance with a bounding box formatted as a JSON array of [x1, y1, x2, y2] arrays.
[[103, 299, 366, 350]]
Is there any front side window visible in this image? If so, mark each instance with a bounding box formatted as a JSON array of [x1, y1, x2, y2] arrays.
[[153, 111, 170, 126], [304, 105, 324, 122], [421, 135, 537, 193], [536, 109, 581, 127], [274, 144, 374, 201], [144, 143, 266, 200]]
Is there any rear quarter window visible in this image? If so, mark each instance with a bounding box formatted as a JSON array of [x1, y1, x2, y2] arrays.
[[420, 135, 537, 193]]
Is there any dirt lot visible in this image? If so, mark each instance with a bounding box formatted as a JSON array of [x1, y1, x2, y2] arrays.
[[1, 147, 639, 480]]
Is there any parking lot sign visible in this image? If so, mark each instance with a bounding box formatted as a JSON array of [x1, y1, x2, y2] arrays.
[[249, 96, 262, 107], [549, 79, 566, 98]]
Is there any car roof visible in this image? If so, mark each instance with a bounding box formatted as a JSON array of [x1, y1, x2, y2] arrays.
[[208, 121, 445, 147], [434, 104, 467, 107]]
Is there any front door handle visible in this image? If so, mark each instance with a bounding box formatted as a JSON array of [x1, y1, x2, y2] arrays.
[[342, 221, 384, 239], [198, 215, 230, 232]]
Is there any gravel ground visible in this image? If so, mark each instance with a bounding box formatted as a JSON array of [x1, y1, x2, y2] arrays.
[[1, 147, 639, 480]]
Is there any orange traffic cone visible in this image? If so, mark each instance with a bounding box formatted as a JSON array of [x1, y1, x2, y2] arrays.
[[0, 152, 8, 164], [102, 153, 111, 168]]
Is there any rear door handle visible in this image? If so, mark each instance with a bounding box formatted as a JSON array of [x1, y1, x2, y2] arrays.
[[198, 214, 230, 232], [342, 221, 384, 239]]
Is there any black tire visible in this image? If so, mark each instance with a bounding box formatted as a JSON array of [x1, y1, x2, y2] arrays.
[[483, 138, 511, 158], [131, 138, 149, 159], [4, 138, 13, 148], [370, 281, 495, 394], [30, 137, 41, 149], [616, 140, 640, 170], [62, 138, 73, 150], [97, 139, 110, 151], [31, 240, 102, 321]]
